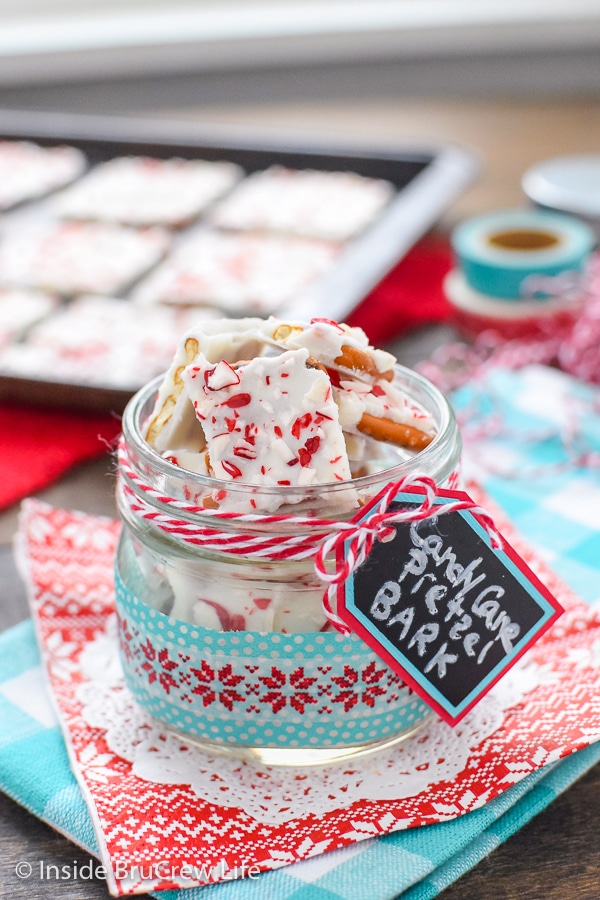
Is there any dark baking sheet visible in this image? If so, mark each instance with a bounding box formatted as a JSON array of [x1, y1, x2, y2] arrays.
[[0, 110, 478, 411]]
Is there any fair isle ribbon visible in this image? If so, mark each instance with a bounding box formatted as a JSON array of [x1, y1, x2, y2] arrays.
[[118, 439, 501, 633]]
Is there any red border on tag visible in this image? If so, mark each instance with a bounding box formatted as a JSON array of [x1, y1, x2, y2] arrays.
[[335, 485, 564, 725]]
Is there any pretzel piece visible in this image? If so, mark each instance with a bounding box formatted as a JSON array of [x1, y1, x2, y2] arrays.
[[146, 337, 199, 447], [357, 413, 434, 451], [334, 345, 394, 382]]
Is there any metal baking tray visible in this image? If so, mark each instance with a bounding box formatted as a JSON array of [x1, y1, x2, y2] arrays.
[[0, 109, 479, 411]]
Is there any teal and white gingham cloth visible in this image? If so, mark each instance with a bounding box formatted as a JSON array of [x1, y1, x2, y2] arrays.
[[457, 364, 600, 614], [1, 363, 600, 900]]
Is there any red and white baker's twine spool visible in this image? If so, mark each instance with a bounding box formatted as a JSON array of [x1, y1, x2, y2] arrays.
[[417, 254, 600, 479], [419, 252, 600, 395], [118, 439, 501, 633]]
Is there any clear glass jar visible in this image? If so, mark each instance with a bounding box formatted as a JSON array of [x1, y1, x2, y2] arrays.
[[115, 365, 461, 765]]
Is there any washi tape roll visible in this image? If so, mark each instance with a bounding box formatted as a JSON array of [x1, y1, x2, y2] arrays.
[[451, 209, 595, 299]]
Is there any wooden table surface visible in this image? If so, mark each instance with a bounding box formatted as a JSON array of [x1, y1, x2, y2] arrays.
[[1, 95, 599, 899]]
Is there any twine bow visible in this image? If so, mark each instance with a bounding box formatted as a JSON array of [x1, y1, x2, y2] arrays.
[[312, 476, 501, 632]]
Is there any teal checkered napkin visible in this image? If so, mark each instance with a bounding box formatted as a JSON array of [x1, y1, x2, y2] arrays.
[[1, 363, 599, 899], [2, 618, 599, 900], [456, 365, 600, 610], [0, 619, 99, 856]]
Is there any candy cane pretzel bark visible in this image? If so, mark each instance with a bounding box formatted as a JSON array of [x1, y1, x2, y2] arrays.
[[262, 316, 396, 381], [209, 165, 395, 241], [53, 155, 243, 227], [168, 550, 329, 631], [261, 317, 436, 454], [146, 317, 268, 453], [139, 317, 438, 631], [132, 230, 338, 314], [145, 316, 436, 508], [0, 140, 86, 210], [182, 348, 351, 501], [0, 221, 170, 296], [0, 295, 218, 390]]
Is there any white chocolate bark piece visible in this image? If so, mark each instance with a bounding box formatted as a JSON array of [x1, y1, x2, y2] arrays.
[[261, 318, 435, 449], [53, 156, 243, 227], [145, 317, 268, 453], [333, 379, 435, 457], [0, 289, 58, 349], [182, 347, 351, 494], [0, 221, 170, 297], [147, 316, 436, 471], [335, 377, 436, 437], [261, 316, 396, 380], [132, 230, 338, 314], [209, 165, 395, 241], [0, 296, 215, 389], [139, 316, 439, 634], [0, 141, 86, 210], [168, 558, 328, 633]]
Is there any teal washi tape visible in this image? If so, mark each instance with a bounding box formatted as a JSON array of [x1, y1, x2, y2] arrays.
[[114, 569, 432, 752], [451, 209, 596, 300]]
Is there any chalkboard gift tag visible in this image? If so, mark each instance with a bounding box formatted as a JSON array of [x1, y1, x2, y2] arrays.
[[336, 485, 564, 726]]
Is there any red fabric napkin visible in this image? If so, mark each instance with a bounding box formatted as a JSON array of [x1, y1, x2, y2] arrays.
[[0, 402, 122, 510], [0, 236, 453, 511], [347, 233, 453, 345], [20, 496, 600, 895]]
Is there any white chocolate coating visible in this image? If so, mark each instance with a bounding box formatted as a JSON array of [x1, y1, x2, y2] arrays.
[[54, 156, 243, 227], [0, 141, 86, 210], [182, 348, 351, 495], [209, 165, 395, 241], [132, 230, 338, 313], [0, 221, 170, 297]]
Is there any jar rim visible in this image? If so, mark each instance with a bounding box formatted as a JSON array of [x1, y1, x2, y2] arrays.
[[121, 364, 459, 505]]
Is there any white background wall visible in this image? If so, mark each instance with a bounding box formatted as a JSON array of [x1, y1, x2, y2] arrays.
[[0, 1, 597, 110]]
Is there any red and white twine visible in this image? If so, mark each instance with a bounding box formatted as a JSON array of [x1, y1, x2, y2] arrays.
[[118, 439, 500, 633]]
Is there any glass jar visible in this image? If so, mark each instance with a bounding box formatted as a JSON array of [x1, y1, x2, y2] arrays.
[[115, 365, 461, 765]]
